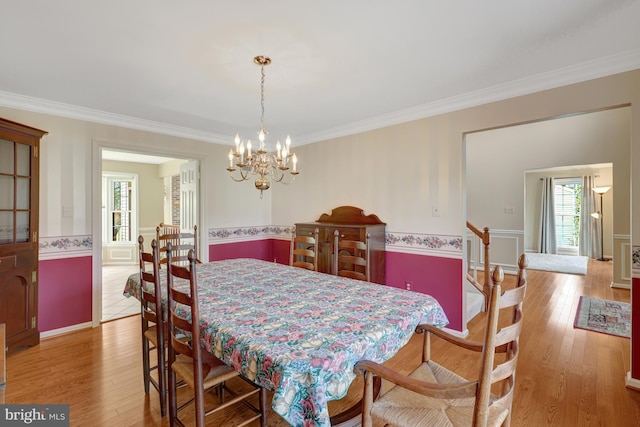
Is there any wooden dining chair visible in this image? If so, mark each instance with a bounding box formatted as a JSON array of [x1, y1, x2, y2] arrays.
[[289, 227, 319, 271], [156, 223, 200, 268], [138, 236, 167, 416], [165, 244, 267, 427], [333, 230, 370, 281], [355, 254, 528, 427]]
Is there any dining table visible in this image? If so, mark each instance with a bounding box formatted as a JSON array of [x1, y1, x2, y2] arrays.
[[123, 257, 449, 427]]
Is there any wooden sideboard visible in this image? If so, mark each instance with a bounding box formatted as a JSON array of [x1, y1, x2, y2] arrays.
[[295, 206, 386, 284]]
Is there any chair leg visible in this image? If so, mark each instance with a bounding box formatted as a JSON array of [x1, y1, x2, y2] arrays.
[[167, 366, 178, 427], [157, 344, 166, 417], [259, 386, 268, 426], [142, 334, 150, 394]]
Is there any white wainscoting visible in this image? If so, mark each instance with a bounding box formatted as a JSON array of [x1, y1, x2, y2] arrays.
[[102, 226, 156, 265], [466, 229, 523, 275], [613, 234, 631, 289]]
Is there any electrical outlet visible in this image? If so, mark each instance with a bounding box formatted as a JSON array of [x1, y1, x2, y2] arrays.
[[405, 281, 412, 291], [432, 206, 440, 217]]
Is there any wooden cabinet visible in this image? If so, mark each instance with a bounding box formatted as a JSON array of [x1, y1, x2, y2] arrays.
[[0, 118, 47, 352], [296, 206, 386, 284]]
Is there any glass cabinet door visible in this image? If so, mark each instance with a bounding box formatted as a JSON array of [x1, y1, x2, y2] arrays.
[[0, 138, 32, 245]]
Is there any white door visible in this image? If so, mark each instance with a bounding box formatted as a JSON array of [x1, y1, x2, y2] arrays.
[[180, 160, 198, 231]]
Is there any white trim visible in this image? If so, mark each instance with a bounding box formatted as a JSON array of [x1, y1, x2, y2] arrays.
[[442, 326, 469, 339], [611, 282, 631, 290], [39, 250, 92, 261], [621, 242, 632, 282], [481, 229, 524, 236], [626, 372, 640, 391], [613, 234, 631, 239], [2, 50, 639, 146], [297, 49, 640, 145], [40, 321, 93, 338], [385, 245, 463, 259], [0, 90, 229, 144]]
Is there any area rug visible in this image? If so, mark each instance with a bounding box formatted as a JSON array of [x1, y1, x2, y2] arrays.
[[525, 253, 588, 275], [573, 296, 631, 338]]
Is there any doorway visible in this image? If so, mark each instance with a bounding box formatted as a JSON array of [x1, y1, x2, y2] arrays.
[[98, 148, 201, 322], [464, 106, 630, 285]]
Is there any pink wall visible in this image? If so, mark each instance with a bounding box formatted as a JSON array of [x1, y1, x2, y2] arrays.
[[208, 239, 291, 264], [209, 240, 463, 332], [35, 241, 464, 334], [385, 252, 463, 331], [208, 240, 274, 262], [633, 277, 639, 380], [38, 256, 92, 332]]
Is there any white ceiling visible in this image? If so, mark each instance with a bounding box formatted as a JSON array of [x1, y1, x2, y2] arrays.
[[1, 1, 640, 148]]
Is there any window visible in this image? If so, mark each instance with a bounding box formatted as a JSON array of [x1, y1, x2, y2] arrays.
[[554, 178, 581, 249], [103, 173, 137, 244]]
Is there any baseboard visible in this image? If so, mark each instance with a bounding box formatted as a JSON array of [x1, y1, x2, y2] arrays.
[[442, 326, 469, 339], [40, 321, 93, 339], [626, 372, 640, 391], [611, 282, 631, 290]]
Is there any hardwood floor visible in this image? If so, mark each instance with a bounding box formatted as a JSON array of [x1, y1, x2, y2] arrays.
[[5, 259, 640, 426]]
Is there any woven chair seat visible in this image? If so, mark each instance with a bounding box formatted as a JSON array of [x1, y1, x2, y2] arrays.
[[370, 361, 509, 427], [171, 354, 238, 390]]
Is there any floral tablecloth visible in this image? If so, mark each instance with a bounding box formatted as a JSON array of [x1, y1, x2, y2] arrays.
[[124, 258, 448, 426]]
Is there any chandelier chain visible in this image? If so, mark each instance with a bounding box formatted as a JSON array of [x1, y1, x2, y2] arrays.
[[260, 64, 266, 132]]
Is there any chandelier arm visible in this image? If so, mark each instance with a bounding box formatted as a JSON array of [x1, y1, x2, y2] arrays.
[[229, 174, 250, 183], [274, 174, 297, 185]]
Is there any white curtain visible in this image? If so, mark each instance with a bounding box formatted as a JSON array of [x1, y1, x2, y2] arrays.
[[579, 175, 599, 258], [538, 177, 557, 254]]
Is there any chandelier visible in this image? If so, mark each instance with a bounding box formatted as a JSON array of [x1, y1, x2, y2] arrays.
[[226, 55, 299, 196]]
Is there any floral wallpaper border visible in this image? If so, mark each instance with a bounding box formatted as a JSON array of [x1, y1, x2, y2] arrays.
[[386, 232, 463, 253], [39, 235, 93, 259], [209, 225, 294, 242], [208, 226, 463, 255], [37, 229, 465, 259]]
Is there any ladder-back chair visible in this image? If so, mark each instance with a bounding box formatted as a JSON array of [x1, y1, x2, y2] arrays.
[[165, 245, 266, 427], [156, 223, 200, 268], [333, 230, 370, 281], [138, 236, 167, 416], [355, 254, 528, 427], [289, 227, 319, 271]]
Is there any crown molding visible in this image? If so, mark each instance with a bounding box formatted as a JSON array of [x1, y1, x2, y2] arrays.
[[297, 48, 640, 145], [0, 90, 229, 144], [1, 48, 639, 146]]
